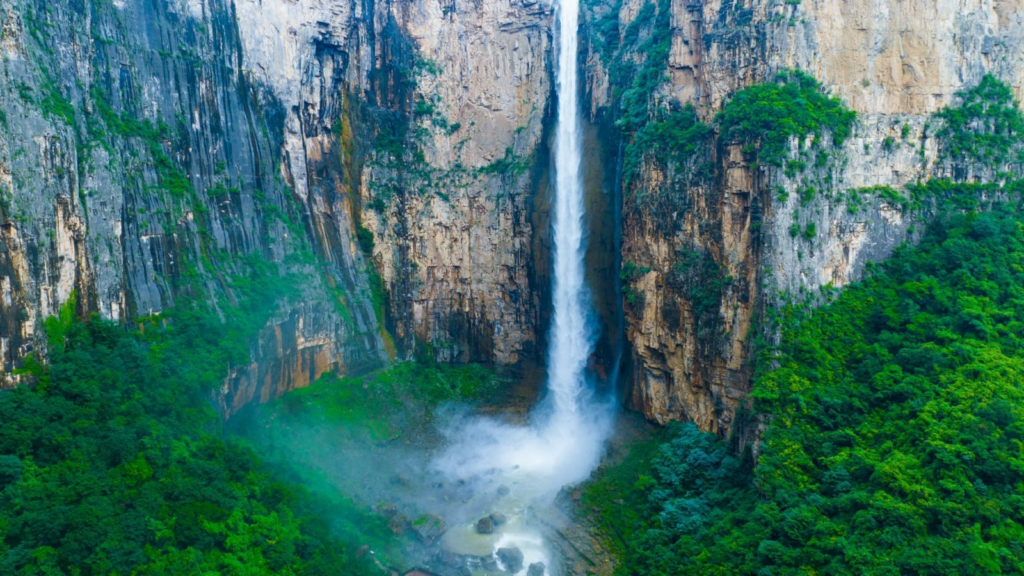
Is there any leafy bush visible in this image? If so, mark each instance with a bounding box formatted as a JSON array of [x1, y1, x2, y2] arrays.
[[624, 104, 713, 187], [716, 70, 857, 167], [936, 74, 1024, 168]]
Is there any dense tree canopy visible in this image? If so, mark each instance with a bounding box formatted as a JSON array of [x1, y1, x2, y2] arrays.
[[587, 207, 1024, 575], [0, 308, 384, 574]]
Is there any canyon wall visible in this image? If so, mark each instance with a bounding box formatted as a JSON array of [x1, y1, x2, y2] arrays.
[[234, 0, 554, 366], [0, 0, 390, 412], [582, 0, 1024, 435], [3, 0, 1021, 431], [0, 0, 555, 409]]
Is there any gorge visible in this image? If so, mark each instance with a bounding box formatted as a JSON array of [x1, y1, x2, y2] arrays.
[[1, 0, 1024, 574]]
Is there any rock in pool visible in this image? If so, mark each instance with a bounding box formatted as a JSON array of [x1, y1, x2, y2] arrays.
[[476, 516, 494, 534], [527, 562, 546, 576], [411, 514, 447, 545], [497, 546, 524, 573]]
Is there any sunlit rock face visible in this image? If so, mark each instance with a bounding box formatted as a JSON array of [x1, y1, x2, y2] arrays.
[[581, 0, 1024, 435]]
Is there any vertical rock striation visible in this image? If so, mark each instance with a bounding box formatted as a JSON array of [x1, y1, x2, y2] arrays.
[[0, 0, 391, 409], [0, 0, 556, 409], [3, 0, 1020, 430], [235, 0, 554, 365]]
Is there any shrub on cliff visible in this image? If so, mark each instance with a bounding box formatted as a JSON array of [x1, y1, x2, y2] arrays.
[[716, 69, 857, 167]]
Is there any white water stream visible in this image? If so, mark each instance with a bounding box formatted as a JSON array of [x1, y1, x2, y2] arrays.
[[430, 0, 615, 573]]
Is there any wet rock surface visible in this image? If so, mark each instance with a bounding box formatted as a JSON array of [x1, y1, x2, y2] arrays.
[[389, 513, 410, 536], [475, 516, 494, 534], [412, 514, 449, 546], [497, 546, 525, 573]]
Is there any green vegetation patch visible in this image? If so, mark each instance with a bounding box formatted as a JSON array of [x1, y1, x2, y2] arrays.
[[579, 425, 676, 560], [588, 205, 1024, 574], [92, 89, 193, 199], [0, 301, 383, 574], [604, 0, 716, 193], [716, 69, 857, 167], [624, 104, 713, 187], [260, 361, 504, 444], [935, 74, 1024, 169], [613, 0, 672, 134]]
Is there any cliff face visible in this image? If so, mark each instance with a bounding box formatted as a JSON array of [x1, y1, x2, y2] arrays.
[[4, 0, 1021, 430], [582, 0, 1024, 434], [234, 0, 553, 365], [0, 0, 390, 409], [0, 0, 556, 408]]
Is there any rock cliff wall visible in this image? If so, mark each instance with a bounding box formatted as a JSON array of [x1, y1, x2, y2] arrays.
[[0, 0, 392, 410], [582, 0, 1024, 435], [0, 0, 555, 409], [3, 0, 1021, 431], [234, 0, 554, 365]]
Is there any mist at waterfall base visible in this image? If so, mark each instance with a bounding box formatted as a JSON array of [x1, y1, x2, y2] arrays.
[[427, 0, 617, 569]]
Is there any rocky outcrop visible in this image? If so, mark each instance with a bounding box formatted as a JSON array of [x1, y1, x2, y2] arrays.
[[583, 0, 1024, 434], [3, 0, 1020, 433]]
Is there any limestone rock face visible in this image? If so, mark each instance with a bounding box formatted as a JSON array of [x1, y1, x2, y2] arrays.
[[582, 0, 1024, 434], [0, 0, 552, 406], [0, 0, 387, 404], [235, 0, 552, 365], [4, 0, 1021, 433]]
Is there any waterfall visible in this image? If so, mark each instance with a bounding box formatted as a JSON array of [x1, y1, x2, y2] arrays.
[[430, 1, 615, 569], [548, 0, 595, 429]]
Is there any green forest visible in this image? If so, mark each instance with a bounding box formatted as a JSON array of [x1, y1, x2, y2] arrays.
[[585, 206, 1024, 574], [0, 303, 391, 574]]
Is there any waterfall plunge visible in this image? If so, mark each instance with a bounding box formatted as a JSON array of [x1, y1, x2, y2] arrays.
[[548, 0, 593, 433], [431, 0, 615, 571]]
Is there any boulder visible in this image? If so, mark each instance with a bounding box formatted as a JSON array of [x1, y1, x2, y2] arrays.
[[411, 514, 448, 545], [497, 546, 525, 573], [527, 562, 545, 576], [433, 550, 461, 567], [489, 512, 508, 526], [476, 516, 494, 534], [497, 485, 511, 496]]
